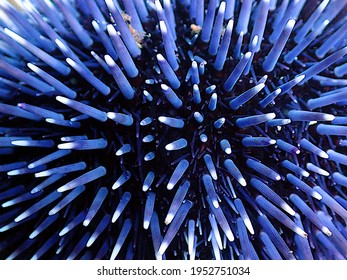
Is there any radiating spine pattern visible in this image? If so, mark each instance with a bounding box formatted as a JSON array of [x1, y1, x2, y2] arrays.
[[0, 0, 347, 260]]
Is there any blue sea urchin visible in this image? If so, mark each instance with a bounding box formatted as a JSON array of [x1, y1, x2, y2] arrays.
[[1, 0, 347, 260]]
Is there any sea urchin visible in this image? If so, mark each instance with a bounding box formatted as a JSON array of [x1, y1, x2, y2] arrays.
[[1, 0, 347, 260]]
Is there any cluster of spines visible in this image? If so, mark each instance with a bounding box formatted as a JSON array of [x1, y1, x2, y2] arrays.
[[0, 0, 347, 260]]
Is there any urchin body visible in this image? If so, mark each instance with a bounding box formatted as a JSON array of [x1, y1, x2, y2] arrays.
[[0, 0, 347, 260]]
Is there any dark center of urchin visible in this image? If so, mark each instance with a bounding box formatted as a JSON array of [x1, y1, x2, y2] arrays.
[[77, 9, 293, 195]]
